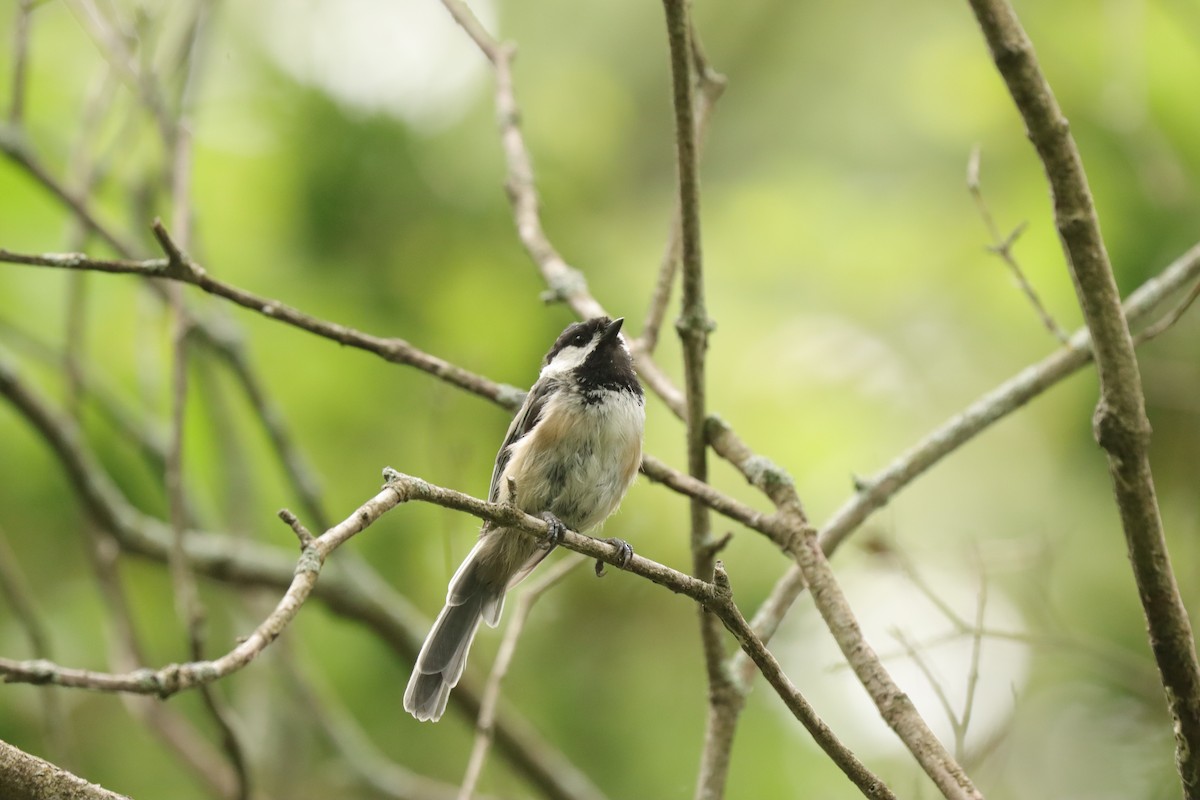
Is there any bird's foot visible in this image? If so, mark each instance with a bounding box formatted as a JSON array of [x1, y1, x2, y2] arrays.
[[595, 538, 633, 577], [539, 512, 566, 550]]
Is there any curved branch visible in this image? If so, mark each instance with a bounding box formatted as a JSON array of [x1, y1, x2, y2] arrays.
[[0, 488, 401, 696]]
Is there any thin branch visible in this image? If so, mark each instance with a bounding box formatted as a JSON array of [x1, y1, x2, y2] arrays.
[[957, 571, 989, 761], [217, 341, 331, 531], [709, 564, 896, 800], [0, 486, 401, 695], [638, 22, 726, 356], [819, 239, 1200, 557], [283, 651, 494, 800], [381, 473, 892, 800], [890, 630, 961, 753], [966, 3, 1200, 794], [160, 61, 252, 793], [0, 468, 714, 692], [1135, 276, 1200, 344], [966, 146, 1068, 342], [0, 126, 139, 255], [85, 525, 239, 799], [9, 0, 36, 124], [0, 239, 524, 408], [459, 554, 587, 800], [794, 529, 984, 800], [67, 0, 177, 152], [0, 526, 71, 766]]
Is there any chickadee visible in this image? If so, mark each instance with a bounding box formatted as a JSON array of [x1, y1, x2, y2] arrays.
[[404, 316, 645, 722]]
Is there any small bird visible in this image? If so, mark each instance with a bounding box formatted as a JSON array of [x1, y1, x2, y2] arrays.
[[404, 316, 645, 722]]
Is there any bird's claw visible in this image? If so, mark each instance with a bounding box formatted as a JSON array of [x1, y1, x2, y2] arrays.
[[539, 512, 566, 550], [595, 538, 633, 577]]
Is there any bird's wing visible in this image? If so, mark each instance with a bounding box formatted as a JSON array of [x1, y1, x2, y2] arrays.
[[487, 376, 556, 503]]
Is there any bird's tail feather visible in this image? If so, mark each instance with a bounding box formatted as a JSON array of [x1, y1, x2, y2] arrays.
[[405, 542, 506, 722]]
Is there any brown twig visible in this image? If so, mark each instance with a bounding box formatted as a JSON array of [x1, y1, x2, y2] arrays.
[[0, 248, 787, 544], [708, 564, 896, 800], [966, 146, 1068, 342], [794, 529, 984, 800], [0, 486, 402, 695], [0, 527, 71, 766], [966, 3, 1200, 794], [84, 525, 239, 798], [283, 650, 494, 800], [0, 240, 524, 408], [459, 554, 587, 800], [638, 22, 726, 356]]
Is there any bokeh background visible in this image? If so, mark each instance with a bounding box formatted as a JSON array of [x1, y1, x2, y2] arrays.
[[1, 1, 1199, 798]]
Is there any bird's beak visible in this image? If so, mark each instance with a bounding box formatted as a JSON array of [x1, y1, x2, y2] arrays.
[[601, 317, 625, 346]]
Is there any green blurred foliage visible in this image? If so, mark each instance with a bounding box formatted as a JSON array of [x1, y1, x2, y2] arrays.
[[1, 0, 1199, 798]]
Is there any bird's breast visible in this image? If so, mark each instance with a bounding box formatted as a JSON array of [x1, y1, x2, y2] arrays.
[[502, 389, 644, 532]]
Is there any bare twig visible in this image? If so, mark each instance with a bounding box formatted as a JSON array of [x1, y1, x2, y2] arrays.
[[966, 2, 1200, 793], [794, 529, 984, 800], [67, 0, 176, 151], [708, 564, 896, 800], [958, 572, 989, 760], [0, 486, 401, 695], [85, 526, 239, 799], [459, 554, 587, 800], [1135, 277, 1200, 344], [1, 239, 525, 408], [966, 146, 1068, 342], [278, 509, 316, 549], [9, 0, 36, 124], [891, 631, 961, 752], [284, 651, 494, 800], [0, 127, 139, 255], [0, 527, 71, 765], [221, 343, 331, 531], [638, 22, 726, 356]]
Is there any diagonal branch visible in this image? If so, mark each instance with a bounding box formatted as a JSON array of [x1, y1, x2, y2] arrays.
[[0, 240, 522, 408], [0, 738, 131, 800], [965, 2, 1200, 794], [794, 528, 983, 800], [966, 145, 1068, 342], [0, 247, 781, 542], [739, 239, 1200, 661]]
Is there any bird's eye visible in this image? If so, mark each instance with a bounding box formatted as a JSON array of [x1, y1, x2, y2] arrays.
[[573, 333, 589, 346]]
